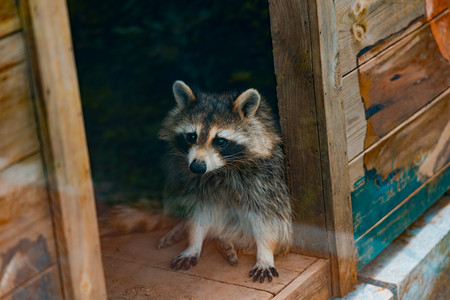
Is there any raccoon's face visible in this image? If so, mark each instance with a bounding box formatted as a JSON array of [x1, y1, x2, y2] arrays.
[[160, 80, 280, 175]]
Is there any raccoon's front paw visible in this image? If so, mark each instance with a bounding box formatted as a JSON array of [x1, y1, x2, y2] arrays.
[[171, 253, 199, 270], [249, 265, 279, 283]]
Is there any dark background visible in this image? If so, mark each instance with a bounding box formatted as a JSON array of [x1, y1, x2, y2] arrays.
[[67, 0, 278, 207]]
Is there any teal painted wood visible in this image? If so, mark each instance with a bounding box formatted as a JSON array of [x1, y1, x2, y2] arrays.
[[351, 94, 450, 240], [355, 164, 450, 270], [358, 196, 450, 299], [352, 167, 425, 239]]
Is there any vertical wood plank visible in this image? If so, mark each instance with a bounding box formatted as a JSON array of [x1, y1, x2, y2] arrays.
[[269, 0, 356, 297], [308, 0, 357, 296], [269, 0, 329, 258], [18, 0, 107, 299]]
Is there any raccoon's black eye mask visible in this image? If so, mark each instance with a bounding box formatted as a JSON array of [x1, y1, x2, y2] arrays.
[[212, 137, 228, 148], [186, 132, 197, 143]]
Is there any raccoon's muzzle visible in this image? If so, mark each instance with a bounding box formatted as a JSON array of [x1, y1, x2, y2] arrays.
[[190, 159, 207, 174]]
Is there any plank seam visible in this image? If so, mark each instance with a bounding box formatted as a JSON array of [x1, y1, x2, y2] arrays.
[[102, 254, 283, 296], [272, 259, 330, 300], [0, 264, 56, 300], [349, 86, 450, 165], [0, 28, 23, 42], [342, 8, 449, 79], [355, 161, 450, 244], [0, 147, 40, 173]]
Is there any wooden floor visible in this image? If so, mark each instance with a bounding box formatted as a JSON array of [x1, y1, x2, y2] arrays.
[[100, 229, 331, 300]]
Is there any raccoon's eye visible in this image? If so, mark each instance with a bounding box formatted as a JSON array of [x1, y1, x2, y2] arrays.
[[213, 137, 228, 147], [186, 132, 197, 143]]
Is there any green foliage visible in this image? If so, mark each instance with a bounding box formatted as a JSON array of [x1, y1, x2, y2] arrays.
[[67, 0, 277, 205]]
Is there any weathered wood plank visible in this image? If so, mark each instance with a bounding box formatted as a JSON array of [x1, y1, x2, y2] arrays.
[[0, 33, 25, 72], [358, 196, 450, 299], [335, 0, 427, 75], [0, 63, 40, 171], [344, 12, 450, 161], [307, 0, 357, 296], [0, 0, 21, 39], [103, 255, 273, 300], [0, 154, 58, 297], [355, 163, 450, 270], [350, 89, 450, 240], [20, 0, 106, 299], [272, 259, 331, 300], [2, 265, 63, 300], [269, 1, 356, 296], [342, 70, 366, 161], [101, 229, 315, 295], [268, 0, 328, 257]]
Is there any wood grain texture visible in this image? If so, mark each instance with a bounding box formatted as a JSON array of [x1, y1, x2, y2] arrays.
[[0, 63, 40, 171], [342, 70, 366, 161], [0, 33, 25, 72], [272, 259, 331, 300], [358, 196, 450, 299], [307, 0, 357, 296], [2, 265, 63, 300], [268, 0, 328, 257], [101, 229, 317, 295], [0, 154, 58, 297], [359, 12, 450, 149], [269, 1, 356, 296], [355, 163, 450, 270], [335, 0, 426, 75], [0, 0, 21, 39], [20, 0, 106, 299], [344, 12, 450, 161], [350, 89, 450, 241], [103, 255, 274, 300]]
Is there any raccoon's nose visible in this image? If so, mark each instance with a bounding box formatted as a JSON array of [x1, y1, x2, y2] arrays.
[[190, 160, 207, 174]]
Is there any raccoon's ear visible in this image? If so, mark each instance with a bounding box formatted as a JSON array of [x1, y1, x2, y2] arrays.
[[173, 80, 195, 108], [233, 89, 261, 118]]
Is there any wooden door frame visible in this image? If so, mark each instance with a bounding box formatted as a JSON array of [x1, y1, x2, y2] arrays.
[[19, 0, 107, 299], [269, 0, 357, 297], [15, 0, 356, 298]]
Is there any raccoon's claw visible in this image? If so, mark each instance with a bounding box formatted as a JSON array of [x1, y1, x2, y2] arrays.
[[249, 266, 279, 283], [171, 254, 198, 270]]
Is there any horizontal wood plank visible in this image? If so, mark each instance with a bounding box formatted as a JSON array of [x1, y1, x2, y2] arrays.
[[2, 265, 63, 300], [272, 259, 331, 300], [101, 228, 316, 295], [344, 12, 450, 161], [0, 33, 25, 72], [335, 0, 426, 75], [0, 63, 40, 171], [103, 256, 273, 300], [0, 154, 57, 297], [355, 163, 450, 270], [350, 89, 450, 240], [0, 0, 21, 39]]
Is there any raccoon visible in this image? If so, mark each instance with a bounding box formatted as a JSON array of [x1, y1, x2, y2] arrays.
[[158, 80, 293, 283]]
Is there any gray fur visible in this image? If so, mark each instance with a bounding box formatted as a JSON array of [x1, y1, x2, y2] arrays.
[[159, 81, 293, 282]]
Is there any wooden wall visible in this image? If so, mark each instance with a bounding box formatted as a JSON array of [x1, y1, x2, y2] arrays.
[[0, 0, 106, 299], [336, 0, 450, 269], [0, 1, 63, 298]]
